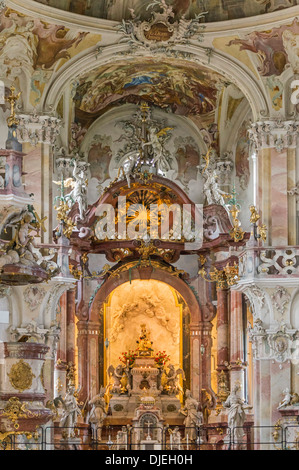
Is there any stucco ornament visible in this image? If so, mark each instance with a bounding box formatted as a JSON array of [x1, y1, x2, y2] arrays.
[[116, 0, 206, 51]]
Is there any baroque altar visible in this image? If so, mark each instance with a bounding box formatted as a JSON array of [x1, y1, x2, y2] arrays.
[[106, 325, 185, 425]]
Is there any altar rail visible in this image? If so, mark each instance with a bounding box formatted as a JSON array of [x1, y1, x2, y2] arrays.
[[2, 423, 298, 451], [239, 246, 299, 279]]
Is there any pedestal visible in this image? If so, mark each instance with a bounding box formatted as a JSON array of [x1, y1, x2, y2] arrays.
[[0, 342, 53, 447], [278, 407, 299, 450]]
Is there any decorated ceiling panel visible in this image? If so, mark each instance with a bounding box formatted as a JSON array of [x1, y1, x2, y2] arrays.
[[33, 0, 298, 23], [73, 58, 224, 127]]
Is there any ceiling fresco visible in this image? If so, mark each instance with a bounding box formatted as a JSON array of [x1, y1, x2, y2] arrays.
[[33, 0, 298, 23], [73, 58, 223, 127]]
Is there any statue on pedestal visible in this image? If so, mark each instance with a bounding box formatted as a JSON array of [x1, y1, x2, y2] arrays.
[[60, 384, 82, 440], [136, 324, 153, 357], [180, 389, 203, 442], [88, 387, 107, 441], [223, 382, 251, 444]]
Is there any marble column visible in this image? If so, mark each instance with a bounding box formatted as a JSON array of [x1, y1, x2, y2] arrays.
[[249, 120, 299, 246], [66, 289, 76, 366], [230, 289, 245, 395], [55, 294, 67, 397], [77, 320, 100, 403], [216, 286, 230, 399], [18, 113, 61, 244], [190, 320, 213, 400]]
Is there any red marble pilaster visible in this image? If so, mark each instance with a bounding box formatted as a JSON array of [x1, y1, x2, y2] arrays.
[[77, 320, 100, 403], [66, 289, 76, 365], [230, 290, 245, 388], [216, 286, 230, 398], [216, 287, 230, 371]]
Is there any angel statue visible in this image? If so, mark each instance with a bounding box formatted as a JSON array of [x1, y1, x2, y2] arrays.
[[0, 209, 50, 270], [180, 389, 203, 442], [60, 384, 82, 440], [203, 168, 229, 207], [142, 126, 173, 175], [54, 159, 90, 221], [87, 387, 107, 441], [107, 364, 132, 396], [68, 159, 90, 220], [163, 364, 186, 396], [278, 388, 293, 410]]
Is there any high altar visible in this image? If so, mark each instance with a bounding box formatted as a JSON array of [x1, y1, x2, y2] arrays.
[[107, 325, 184, 427], [1, 0, 299, 452]]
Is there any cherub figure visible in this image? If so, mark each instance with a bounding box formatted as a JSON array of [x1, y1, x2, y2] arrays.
[[0, 209, 39, 267], [278, 388, 293, 410]]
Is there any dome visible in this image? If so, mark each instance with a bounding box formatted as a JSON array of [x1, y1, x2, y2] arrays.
[[31, 0, 297, 23]]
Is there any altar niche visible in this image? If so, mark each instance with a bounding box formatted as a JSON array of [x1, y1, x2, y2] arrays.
[[100, 279, 190, 401]]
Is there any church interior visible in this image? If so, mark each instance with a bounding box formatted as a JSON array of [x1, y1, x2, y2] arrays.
[[0, 0, 299, 451]]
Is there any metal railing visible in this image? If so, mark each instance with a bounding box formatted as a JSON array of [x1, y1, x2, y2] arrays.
[[1, 423, 298, 451]]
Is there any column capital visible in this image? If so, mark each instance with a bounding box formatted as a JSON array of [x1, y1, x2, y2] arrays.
[[248, 119, 299, 152]]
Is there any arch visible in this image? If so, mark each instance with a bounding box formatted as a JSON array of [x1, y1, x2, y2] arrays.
[[42, 43, 268, 121], [89, 265, 202, 325]]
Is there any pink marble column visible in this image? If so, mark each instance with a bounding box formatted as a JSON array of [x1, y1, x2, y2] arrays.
[[66, 289, 76, 365], [190, 321, 213, 400], [230, 290, 245, 391], [77, 320, 100, 403], [271, 148, 288, 245], [216, 287, 230, 395], [54, 294, 67, 397], [190, 323, 201, 399]]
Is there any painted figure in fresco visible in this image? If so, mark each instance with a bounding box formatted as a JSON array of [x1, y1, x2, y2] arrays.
[[180, 389, 203, 442], [60, 385, 82, 439], [70, 0, 91, 15], [88, 387, 107, 441], [221, 0, 246, 19]]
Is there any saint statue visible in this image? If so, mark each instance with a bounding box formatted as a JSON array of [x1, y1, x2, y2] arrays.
[[136, 324, 154, 357], [180, 389, 203, 442], [60, 385, 82, 440], [87, 387, 107, 441], [223, 382, 251, 444]]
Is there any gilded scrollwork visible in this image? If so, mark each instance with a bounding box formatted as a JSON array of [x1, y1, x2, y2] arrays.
[[0, 397, 40, 430], [7, 360, 36, 393]]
